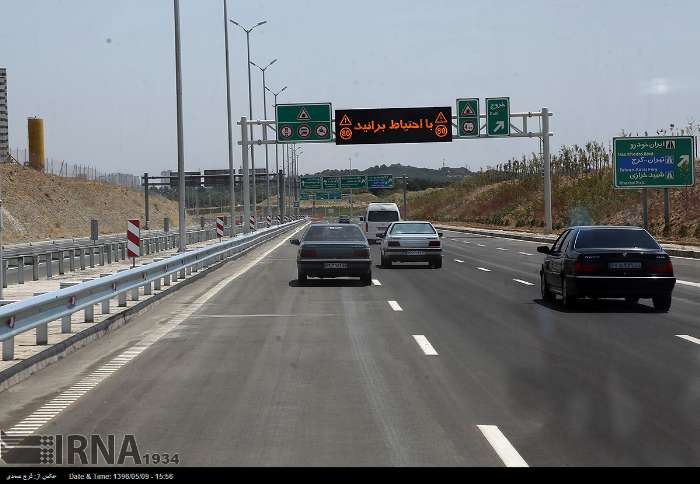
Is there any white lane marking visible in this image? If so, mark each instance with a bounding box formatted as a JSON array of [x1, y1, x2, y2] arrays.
[[477, 425, 529, 467], [7, 223, 310, 436], [412, 335, 439, 356], [676, 334, 700, 345], [454, 259, 464, 263], [677, 280, 700, 288], [519, 251, 534, 256], [477, 243, 486, 247], [388, 300, 403, 311], [513, 279, 535, 286], [496, 247, 509, 251], [671, 255, 700, 261], [476, 267, 491, 272], [372, 279, 382, 286]]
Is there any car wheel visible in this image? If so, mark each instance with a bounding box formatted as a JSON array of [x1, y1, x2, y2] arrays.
[[297, 271, 307, 285], [380, 255, 391, 268], [361, 273, 372, 286], [541, 273, 554, 302], [561, 277, 576, 309], [625, 297, 640, 304], [652, 294, 672, 312], [432, 259, 442, 269]]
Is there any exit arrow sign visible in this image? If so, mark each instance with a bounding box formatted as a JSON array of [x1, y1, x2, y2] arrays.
[[486, 97, 510, 137]]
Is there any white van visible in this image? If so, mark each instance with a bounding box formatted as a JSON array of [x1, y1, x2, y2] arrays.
[[362, 203, 402, 243]]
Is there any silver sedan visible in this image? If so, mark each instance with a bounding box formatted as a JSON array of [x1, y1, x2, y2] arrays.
[[377, 221, 443, 268]]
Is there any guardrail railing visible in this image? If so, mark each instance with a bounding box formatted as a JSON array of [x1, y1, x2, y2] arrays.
[[0, 217, 305, 361]]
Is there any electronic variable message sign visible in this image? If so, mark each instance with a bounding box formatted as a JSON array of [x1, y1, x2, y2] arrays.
[[613, 136, 695, 188], [276, 103, 332, 143], [335, 107, 452, 145]]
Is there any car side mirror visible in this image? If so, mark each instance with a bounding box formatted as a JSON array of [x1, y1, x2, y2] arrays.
[[537, 245, 550, 254], [290, 238, 300, 246], [375, 232, 385, 239], [438, 232, 444, 238], [359, 216, 365, 221]]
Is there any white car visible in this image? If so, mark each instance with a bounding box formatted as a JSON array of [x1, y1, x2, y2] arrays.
[[377, 221, 443, 268], [362, 202, 401, 244]]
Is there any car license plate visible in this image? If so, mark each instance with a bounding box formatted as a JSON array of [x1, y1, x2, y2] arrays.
[[608, 262, 641, 269], [406, 251, 425, 256], [324, 263, 348, 269]]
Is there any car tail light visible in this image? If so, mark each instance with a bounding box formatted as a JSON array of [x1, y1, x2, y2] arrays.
[[388, 241, 400, 247], [429, 240, 441, 247], [575, 261, 600, 274], [365, 222, 368, 233], [300, 248, 317, 257], [651, 260, 673, 274], [352, 248, 370, 258]]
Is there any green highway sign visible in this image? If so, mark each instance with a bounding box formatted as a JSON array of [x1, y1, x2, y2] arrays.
[[300, 176, 322, 190], [300, 192, 313, 200], [328, 191, 342, 200], [315, 191, 329, 200], [457, 98, 480, 138], [293, 201, 300, 207], [613, 136, 695, 188], [486, 97, 510, 137], [276, 103, 332, 143], [340, 175, 367, 189], [322, 176, 341, 189], [367, 174, 394, 188]]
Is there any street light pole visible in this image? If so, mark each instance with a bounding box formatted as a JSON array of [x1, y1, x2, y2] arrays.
[[231, 19, 267, 229], [250, 59, 277, 222], [222, 0, 236, 236], [173, 0, 187, 251], [266, 85, 287, 217]]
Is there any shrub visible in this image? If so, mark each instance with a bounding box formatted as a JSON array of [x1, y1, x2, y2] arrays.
[[678, 225, 689, 238]]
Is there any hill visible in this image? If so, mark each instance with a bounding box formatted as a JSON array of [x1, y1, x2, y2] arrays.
[[312, 163, 472, 184], [1, 164, 181, 243]]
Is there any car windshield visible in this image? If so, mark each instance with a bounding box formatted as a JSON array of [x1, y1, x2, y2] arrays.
[[303, 225, 365, 242], [367, 210, 399, 222], [390, 223, 435, 235], [574, 229, 660, 250]]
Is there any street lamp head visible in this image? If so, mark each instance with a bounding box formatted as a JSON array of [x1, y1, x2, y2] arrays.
[[255, 20, 268, 27], [269, 58, 278, 66], [280, 86, 288, 93], [249, 60, 260, 69], [229, 19, 240, 27]]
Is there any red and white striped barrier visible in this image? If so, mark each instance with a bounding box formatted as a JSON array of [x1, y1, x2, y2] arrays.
[[249, 215, 256, 230], [216, 217, 224, 239], [127, 219, 140, 259], [266, 215, 272, 227], [275, 215, 281, 225]]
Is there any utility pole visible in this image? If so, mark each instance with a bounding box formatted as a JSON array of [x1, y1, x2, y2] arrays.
[[542, 107, 552, 234], [173, 0, 187, 251], [223, 0, 236, 236]]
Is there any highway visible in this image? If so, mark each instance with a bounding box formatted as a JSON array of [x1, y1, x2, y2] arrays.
[[0, 225, 698, 466]]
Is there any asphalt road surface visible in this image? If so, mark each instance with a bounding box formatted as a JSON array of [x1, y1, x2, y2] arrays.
[[0, 226, 698, 466]]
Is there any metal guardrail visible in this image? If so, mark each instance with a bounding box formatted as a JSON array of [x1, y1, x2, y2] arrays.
[[0, 218, 306, 360]]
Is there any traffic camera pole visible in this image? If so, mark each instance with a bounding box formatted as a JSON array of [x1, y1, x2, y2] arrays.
[[542, 107, 552, 234], [143, 173, 150, 230]]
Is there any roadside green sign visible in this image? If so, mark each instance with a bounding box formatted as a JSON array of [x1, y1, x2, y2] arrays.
[[328, 191, 342, 200], [457, 98, 480, 137], [315, 191, 329, 200], [276, 103, 332, 143], [367, 174, 394, 188], [340, 175, 367, 189], [300, 192, 313, 200], [293, 201, 300, 207], [613, 136, 695, 188], [322, 176, 341, 189], [485, 97, 510, 137], [300, 176, 322, 190]]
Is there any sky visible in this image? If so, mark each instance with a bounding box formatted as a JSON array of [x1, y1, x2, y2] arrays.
[[1, 0, 698, 176]]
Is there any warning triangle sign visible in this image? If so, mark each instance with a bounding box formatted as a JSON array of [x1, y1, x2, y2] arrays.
[[435, 111, 448, 124], [461, 103, 475, 116], [339, 114, 352, 126], [297, 107, 311, 120]]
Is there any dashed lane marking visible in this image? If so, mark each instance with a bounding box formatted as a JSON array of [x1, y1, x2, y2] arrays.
[[676, 334, 700, 345], [388, 300, 403, 311], [477, 425, 529, 467], [496, 247, 509, 251], [677, 280, 700, 288], [476, 267, 491, 272], [412, 335, 439, 356], [372, 279, 382, 286], [454, 259, 464, 263], [513, 279, 534, 286], [519, 251, 534, 256]]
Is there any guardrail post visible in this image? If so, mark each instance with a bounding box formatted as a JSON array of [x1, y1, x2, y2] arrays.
[[179, 267, 186, 279], [143, 279, 152, 296], [164, 272, 171, 286], [3, 337, 14, 361], [32, 255, 39, 280], [121, 243, 126, 260], [192, 257, 199, 273], [118, 291, 127, 307], [100, 274, 112, 314], [98, 245, 105, 266], [105, 245, 111, 264], [58, 250, 65, 275], [68, 249, 75, 272], [46, 253, 53, 278], [89, 247, 95, 268], [17, 257, 25, 284], [33, 292, 49, 345], [2, 260, 7, 288], [79, 248, 86, 270], [131, 285, 139, 301]]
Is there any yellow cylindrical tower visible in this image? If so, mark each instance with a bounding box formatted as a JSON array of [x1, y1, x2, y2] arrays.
[[28, 117, 45, 171]]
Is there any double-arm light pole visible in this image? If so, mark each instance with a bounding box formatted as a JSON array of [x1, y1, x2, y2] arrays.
[[230, 18, 266, 228], [250, 59, 277, 220], [222, 0, 236, 235], [265, 85, 287, 217]]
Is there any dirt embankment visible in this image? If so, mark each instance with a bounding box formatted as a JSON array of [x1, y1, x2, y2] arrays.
[[1, 164, 181, 244]]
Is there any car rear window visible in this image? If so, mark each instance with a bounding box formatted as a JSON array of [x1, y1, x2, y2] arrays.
[[574, 229, 660, 250], [304, 225, 366, 242], [390, 223, 436, 235], [367, 210, 399, 222]]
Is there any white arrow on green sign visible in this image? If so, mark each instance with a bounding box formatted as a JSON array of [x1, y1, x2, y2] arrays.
[[486, 97, 510, 137]]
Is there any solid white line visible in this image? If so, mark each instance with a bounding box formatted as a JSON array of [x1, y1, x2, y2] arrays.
[[519, 251, 534, 256], [454, 259, 464, 263], [463, 241, 472, 244], [676, 334, 700, 345], [496, 247, 508, 251], [677, 280, 700, 288], [412, 335, 438, 356], [476, 267, 491, 272], [477, 425, 529, 467], [388, 300, 403, 311], [513, 279, 534, 286], [372, 279, 382, 286]]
